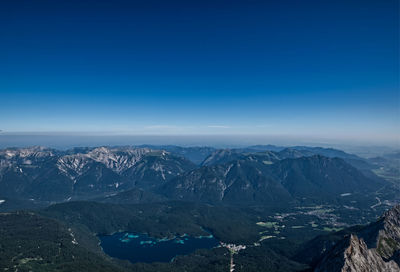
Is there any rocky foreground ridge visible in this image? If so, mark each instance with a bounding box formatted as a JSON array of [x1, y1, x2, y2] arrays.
[[314, 205, 400, 272]]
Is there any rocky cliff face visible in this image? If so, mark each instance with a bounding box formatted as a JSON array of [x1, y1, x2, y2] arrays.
[[314, 205, 400, 272], [376, 205, 400, 260], [315, 234, 399, 272]]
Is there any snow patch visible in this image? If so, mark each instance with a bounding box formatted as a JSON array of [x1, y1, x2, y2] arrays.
[[224, 164, 233, 177], [340, 193, 352, 197], [68, 228, 78, 245], [5, 151, 16, 157]]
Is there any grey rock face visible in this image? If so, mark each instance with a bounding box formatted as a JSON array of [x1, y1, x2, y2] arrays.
[[315, 205, 400, 272], [343, 235, 399, 272], [377, 205, 400, 260]]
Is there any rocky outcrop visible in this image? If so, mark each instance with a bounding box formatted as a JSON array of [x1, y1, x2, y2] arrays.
[[315, 234, 399, 272], [376, 205, 400, 260], [314, 205, 400, 272]]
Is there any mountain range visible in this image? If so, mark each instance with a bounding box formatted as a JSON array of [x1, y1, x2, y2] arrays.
[[0, 146, 195, 201], [0, 145, 393, 209]]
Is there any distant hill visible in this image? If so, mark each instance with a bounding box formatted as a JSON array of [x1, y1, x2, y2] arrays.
[[161, 155, 386, 206], [161, 160, 293, 206], [200, 146, 373, 171], [201, 149, 246, 166], [273, 155, 382, 198], [139, 145, 216, 165]]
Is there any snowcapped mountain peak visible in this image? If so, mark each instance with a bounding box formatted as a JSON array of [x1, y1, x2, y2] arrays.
[[56, 154, 93, 179], [86, 147, 152, 173], [53, 146, 155, 179]]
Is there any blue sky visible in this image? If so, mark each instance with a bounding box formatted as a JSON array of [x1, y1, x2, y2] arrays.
[[0, 0, 398, 144]]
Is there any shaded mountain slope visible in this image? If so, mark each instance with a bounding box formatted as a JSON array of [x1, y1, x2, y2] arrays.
[[121, 150, 196, 190], [161, 160, 292, 206], [162, 155, 385, 206], [272, 155, 383, 199]]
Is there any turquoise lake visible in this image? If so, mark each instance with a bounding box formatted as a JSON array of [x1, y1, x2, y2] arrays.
[[99, 232, 220, 263]]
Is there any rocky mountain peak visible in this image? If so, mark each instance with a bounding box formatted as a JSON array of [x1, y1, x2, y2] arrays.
[[377, 205, 400, 260], [314, 234, 400, 272], [314, 205, 400, 272], [384, 205, 400, 226], [341, 234, 399, 272]]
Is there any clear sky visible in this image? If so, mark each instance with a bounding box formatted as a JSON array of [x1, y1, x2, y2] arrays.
[[0, 0, 399, 145]]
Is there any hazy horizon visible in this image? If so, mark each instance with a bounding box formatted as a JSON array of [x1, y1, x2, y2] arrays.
[[0, 133, 398, 158]]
